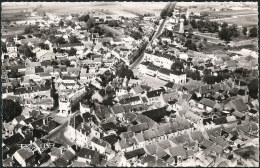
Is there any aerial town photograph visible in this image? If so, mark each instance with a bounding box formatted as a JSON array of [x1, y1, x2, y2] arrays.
[[1, 1, 259, 167]]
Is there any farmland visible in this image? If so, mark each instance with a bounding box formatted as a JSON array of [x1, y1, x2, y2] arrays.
[[213, 15, 258, 27]]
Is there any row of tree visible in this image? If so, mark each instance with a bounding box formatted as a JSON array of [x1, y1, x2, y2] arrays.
[[242, 26, 258, 37], [218, 22, 239, 42], [190, 19, 219, 33]]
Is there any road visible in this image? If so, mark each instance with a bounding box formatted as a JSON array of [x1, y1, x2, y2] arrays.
[[130, 17, 168, 70], [43, 111, 80, 146]]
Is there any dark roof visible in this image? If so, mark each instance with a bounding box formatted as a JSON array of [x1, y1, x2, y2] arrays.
[[230, 99, 247, 112], [111, 105, 125, 114], [70, 115, 84, 128], [129, 123, 149, 133], [142, 107, 170, 122], [102, 134, 119, 145], [119, 96, 141, 104], [213, 117, 228, 125], [3, 133, 24, 148], [101, 122, 117, 131], [53, 157, 69, 167], [91, 137, 108, 147], [147, 88, 165, 98], [125, 148, 145, 160]]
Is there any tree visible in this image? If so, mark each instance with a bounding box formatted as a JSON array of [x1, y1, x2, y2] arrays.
[[19, 44, 36, 59], [108, 20, 119, 27], [198, 43, 204, 50], [61, 59, 71, 67], [218, 27, 232, 42], [230, 24, 239, 38], [117, 66, 134, 80], [8, 69, 23, 78], [59, 20, 64, 27], [79, 14, 90, 22], [104, 31, 114, 38], [249, 26, 257, 37], [131, 31, 142, 40], [185, 39, 197, 51], [190, 19, 197, 29], [203, 38, 208, 43], [66, 20, 76, 28], [221, 22, 228, 29], [248, 79, 258, 99], [24, 26, 31, 34], [1, 41, 7, 53], [3, 99, 23, 123], [69, 35, 80, 43], [18, 35, 26, 40], [55, 37, 66, 44], [242, 26, 247, 36], [86, 18, 95, 29], [203, 75, 217, 84], [171, 60, 184, 72], [68, 47, 77, 56]]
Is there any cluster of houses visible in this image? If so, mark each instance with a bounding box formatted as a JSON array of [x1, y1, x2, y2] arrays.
[[2, 5, 259, 167]]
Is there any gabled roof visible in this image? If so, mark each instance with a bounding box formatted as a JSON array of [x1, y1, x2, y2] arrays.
[[168, 145, 186, 158], [146, 88, 165, 98], [125, 148, 145, 160], [189, 131, 204, 143], [16, 148, 34, 160], [3, 133, 24, 148], [142, 107, 169, 122], [111, 105, 125, 114], [129, 123, 149, 133], [230, 99, 248, 112], [102, 134, 120, 145], [199, 98, 217, 108]]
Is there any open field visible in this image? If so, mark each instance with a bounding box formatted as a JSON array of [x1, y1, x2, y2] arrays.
[[214, 15, 258, 27], [208, 9, 258, 16], [99, 24, 125, 36], [1, 26, 26, 37]]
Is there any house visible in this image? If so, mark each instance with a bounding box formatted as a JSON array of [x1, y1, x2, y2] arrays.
[[110, 105, 126, 120], [77, 148, 102, 166], [119, 96, 142, 105], [115, 139, 133, 152], [92, 89, 108, 103], [80, 102, 92, 113], [130, 85, 145, 95], [91, 137, 111, 154], [230, 99, 248, 113], [13, 148, 35, 167], [146, 88, 165, 104], [167, 145, 187, 163], [198, 98, 222, 112]]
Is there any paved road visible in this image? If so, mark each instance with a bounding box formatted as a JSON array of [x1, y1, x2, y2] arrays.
[[130, 17, 168, 70], [43, 111, 80, 141]]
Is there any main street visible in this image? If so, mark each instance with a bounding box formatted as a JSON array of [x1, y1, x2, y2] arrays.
[[43, 111, 80, 146], [130, 17, 168, 70]]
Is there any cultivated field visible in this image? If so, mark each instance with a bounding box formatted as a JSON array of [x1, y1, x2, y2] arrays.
[[215, 15, 258, 27], [208, 9, 258, 16]]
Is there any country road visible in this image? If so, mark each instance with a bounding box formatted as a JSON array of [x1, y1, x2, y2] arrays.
[[130, 17, 168, 70]]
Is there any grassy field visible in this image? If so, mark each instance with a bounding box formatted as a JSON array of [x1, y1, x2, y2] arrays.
[[208, 9, 257, 16], [215, 15, 258, 27]]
